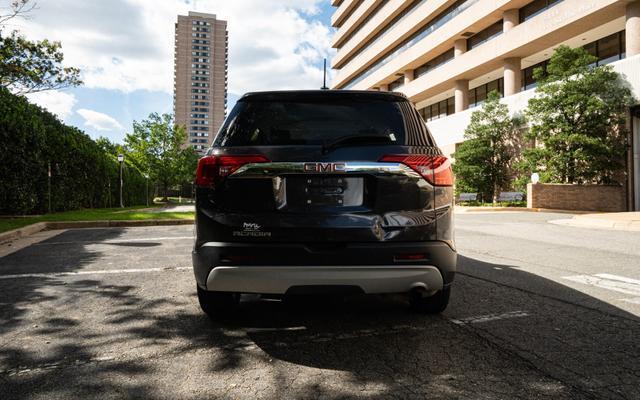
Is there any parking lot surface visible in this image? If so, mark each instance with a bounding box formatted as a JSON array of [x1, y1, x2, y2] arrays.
[[1, 212, 639, 399]]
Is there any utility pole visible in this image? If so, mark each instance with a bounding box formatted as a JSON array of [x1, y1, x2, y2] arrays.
[[118, 154, 124, 208]]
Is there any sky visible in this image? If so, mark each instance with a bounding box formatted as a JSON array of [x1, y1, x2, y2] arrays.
[[8, 0, 336, 143]]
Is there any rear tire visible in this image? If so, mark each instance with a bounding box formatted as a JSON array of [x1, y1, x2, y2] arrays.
[[409, 286, 450, 314], [197, 285, 239, 318]]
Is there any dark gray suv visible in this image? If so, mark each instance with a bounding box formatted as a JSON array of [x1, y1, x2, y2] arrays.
[[192, 90, 456, 316]]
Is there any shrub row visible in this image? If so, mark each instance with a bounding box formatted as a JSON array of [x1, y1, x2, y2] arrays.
[[0, 87, 148, 215]]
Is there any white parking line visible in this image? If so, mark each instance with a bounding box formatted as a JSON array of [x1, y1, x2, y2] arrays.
[[563, 274, 640, 297], [450, 311, 530, 325], [33, 236, 193, 246], [0, 266, 191, 280], [245, 326, 307, 333]]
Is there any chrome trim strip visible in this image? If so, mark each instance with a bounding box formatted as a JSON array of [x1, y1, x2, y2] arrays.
[[206, 265, 444, 294], [231, 162, 420, 178]]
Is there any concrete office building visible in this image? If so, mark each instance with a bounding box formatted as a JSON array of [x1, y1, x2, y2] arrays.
[[330, 0, 640, 210], [174, 12, 228, 153]]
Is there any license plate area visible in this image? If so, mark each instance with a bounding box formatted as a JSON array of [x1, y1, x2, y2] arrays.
[[286, 176, 363, 207]]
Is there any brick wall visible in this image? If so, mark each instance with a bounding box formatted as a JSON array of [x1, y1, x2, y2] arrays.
[[527, 183, 627, 212]]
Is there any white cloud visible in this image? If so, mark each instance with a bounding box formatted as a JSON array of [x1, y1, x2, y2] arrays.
[[77, 108, 124, 132], [15, 0, 336, 95], [25, 90, 77, 121]]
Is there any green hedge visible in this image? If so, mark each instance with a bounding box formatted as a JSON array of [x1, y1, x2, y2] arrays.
[[0, 87, 148, 215]]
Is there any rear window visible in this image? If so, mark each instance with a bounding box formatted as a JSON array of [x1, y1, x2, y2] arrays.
[[213, 98, 406, 147]]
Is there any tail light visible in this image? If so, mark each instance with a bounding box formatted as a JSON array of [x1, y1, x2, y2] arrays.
[[379, 154, 453, 186], [195, 154, 270, 187]]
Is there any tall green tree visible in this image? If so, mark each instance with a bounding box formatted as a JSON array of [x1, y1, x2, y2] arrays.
[[453, 91, 523, 203], [521, 45, 635, 184], [124, 113, 198, 200], [0, 1, 82, 94]]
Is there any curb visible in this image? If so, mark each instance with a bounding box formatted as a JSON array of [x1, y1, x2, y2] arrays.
[[0, 222, 49, 244], [549, 217, 640, 232], [0, 219, 194, 243], [455, 207, 591, 214]]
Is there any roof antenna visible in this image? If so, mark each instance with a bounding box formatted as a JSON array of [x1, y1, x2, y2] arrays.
[[320, 58, 329, 90]]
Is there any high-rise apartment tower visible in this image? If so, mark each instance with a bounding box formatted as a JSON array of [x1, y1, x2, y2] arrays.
[[174, 11, 228, 153]]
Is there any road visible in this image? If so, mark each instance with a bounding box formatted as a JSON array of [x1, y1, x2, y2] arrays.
[[0, 212, 639, 399]]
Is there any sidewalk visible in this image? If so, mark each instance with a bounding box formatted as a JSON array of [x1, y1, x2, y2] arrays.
[[149, 204, 195, 213], [549, 212, 640, 231]]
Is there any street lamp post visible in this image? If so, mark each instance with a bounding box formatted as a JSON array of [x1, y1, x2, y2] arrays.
[[144, 173, 149, 206], [118, 154, 124, 208], [47, 162, 52, 213]]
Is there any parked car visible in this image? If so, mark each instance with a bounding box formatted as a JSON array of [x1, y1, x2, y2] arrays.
[[192, 90, 456, 317]]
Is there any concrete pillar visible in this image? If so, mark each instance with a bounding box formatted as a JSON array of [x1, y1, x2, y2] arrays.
[[404, 69, 414, 85], [503, 57, 522, 97], [503, 9, 519, 32], [627, 1, 640, 57], [454, 80, 469, 112], [379, 84, 389, 91], [454, 39, 467, 57]]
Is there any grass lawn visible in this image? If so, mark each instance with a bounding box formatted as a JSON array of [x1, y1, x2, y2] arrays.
[[0, 205, 194, 234]]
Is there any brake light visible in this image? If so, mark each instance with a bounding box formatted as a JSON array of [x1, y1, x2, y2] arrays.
[[379, 154, 453, 186], [195, 154, 270, 187]]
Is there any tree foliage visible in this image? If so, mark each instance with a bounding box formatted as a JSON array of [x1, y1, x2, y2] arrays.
[[453, 91, 523, 202], [0, 1, 82, 94], [124, 113, 199, 199], [0, 0, 37, 27], [0, 87, 147, 214], [521, 45, 635, 184], [0, 30, 82, 94]]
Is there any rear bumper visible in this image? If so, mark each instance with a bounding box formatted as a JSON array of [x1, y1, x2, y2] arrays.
[[192, 241, 457, 294], [206, 265, 443, 295]]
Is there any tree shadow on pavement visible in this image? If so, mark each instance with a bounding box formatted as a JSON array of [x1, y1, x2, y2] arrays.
[[1, 230, 640, 399]]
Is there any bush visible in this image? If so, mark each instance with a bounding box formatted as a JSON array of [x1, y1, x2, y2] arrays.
[[0, 87, 148, 214]]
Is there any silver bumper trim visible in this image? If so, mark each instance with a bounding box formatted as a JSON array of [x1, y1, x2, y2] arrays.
[[205, 265, 443, 295]]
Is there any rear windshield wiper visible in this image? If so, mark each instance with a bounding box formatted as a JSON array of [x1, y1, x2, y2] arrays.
[[322, 134, 393, 154]]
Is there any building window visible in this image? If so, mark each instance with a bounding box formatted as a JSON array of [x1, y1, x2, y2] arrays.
[[388, 76, 404, 91], [337, 0, 389, 49], [342, 0, 478, 89], [521, 30, 626, 90], [418, 96, 455, 122], [584, 30, 626, 67], [467, 20, 503, 50], [522, 60, 548, 90], [414, 48, 455, 78], [468, 78, 503, 108], [519, 0, 562, 23]]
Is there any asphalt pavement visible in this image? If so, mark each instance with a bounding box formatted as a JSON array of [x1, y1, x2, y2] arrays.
[[0, 212, 639, 399]]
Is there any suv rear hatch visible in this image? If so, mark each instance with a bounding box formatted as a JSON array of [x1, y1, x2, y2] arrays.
[[195, 91, 453, 246]]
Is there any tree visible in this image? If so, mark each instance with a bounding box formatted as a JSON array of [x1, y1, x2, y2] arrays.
[[521, 45, 635, 185], [124, 113, 198, 200], [0, 0, 37, 26], [453, 91, 523, 203], [0, 31, 82, 94], [95, 136, 123, 156], [0, 1, 82, 94]]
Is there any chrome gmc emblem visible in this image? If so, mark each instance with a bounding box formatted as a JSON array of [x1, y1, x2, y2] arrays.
[[303, 162, 346, 173]]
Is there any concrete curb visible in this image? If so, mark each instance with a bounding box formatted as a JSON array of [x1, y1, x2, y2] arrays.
[[0, 222, 49, 243], [549, 216, 640, 232], [456, 206, 590, 214], [0, 219, 194, 243]]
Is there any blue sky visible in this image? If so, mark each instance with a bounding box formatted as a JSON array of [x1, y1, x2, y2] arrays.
[[17, 0, 336, 143]]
